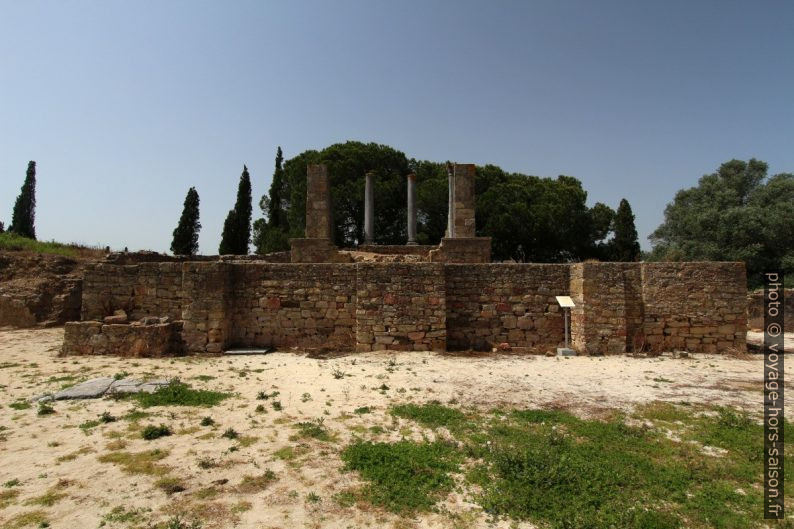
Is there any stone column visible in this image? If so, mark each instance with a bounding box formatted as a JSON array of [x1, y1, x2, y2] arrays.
[[364, 171, 375, 244], [453, 163, 476, 237], [406, 173, 417, 245], [446, 163, 455, 238], [305, 164, 332, 239]]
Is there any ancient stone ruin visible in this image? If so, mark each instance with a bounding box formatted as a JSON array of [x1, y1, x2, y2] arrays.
[[61, 163, 748, 357]]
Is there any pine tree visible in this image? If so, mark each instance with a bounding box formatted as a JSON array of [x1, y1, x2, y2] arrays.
[[0, 221, 4, 233], [610, 198, 641, 261], [9, 161, 37, 239], [219, 165, 252, 254], [170, 187, 201, 255]]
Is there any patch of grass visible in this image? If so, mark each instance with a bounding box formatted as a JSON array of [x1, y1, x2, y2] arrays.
[[0, 232, 83, 256], [101, 506, 149, 525], [3, 479, 20, 488], [1, 488, 20, 509], [8, 400, 31, 410], [37, 403, 55, 416], [113, 371, 130, 380], [1, 509, 49, 529], [271, 400, 283, 411], [132, 381, 231, 408], [97, 449, 170, 476], [99, 411, 117, 423], [124, 409, 151, 421], [221, 428, 238, 440], [80, 419, 101, 432], [237, 436, 258, 448], [24, 488, 66, 507], [391, 402, 467, 430], [56, 446, 93, 463], [332, 368, 347, 379], [0, 362, 21, 369], [142, 424, 173, 440], [341, 440, 461, 513], [235, 470, 277, 493], [156, 477, 187, 495], [193, 375, 216, 382], [294, 418, 333, 442], [256, 390, 279, 400], [199, 416, 215, 426], [354, 406, 372, 414]]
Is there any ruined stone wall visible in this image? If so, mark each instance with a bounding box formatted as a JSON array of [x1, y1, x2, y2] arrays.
[[229, 264, 356, 350], [747, 288, 793, 330], [355, 264, 446, 352], [63, 320, 183, 357], [75, 260, 748, 355], [80, 263, 184, 322], [445, 264, 568, 352], [356, 245, 435, 257], [641, 262, 747, 353]]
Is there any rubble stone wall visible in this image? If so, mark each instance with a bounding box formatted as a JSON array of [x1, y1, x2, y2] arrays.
[[445, 264, 568, 352], [229, 264, 357, 350], [80, 262, 184, 322], [74, 260, 747, 355], [355, 263, 446, 352]]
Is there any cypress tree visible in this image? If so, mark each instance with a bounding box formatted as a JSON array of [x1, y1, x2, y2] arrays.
[[9, 161, 37, 239], [170, 187, 201, 255], [268, 147, 285, 227], [610, 198, 641, 261], [219, 165, 252, 254]]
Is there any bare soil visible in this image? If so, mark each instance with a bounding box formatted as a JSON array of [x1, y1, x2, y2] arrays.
[[0, 328, 789, 529]]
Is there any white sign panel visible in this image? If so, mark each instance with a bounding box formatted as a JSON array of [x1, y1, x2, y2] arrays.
[[555, 295, 575, 308]]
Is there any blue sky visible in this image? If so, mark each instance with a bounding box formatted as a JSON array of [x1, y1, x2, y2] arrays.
[[1, 0, 792, 254]]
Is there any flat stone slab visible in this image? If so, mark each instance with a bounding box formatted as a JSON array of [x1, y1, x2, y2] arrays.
[[54, 377, 115, 400], [50, 377, 173, 400], [224, 347, 272, 355]]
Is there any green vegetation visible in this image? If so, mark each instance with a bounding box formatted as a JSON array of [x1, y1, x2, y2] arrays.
[[341, 440, 461, 513], [130, 381, 231, 408], [8, 400, 31, 411], [339, 401, 790, 527], [171, 186, 201, 256], [9, 161, 37, 240], [251, 141, 633, 261], [219, 165, 252, 255], [0, 232, 90, 257], [610, 198, 641, 261], [649, 158, 794, 285], [252, 146, 291, 254], [221, 428, 239, 440], [294, 418, 333, 442], [141, 424, 173, 440], [97, 449, 170, 476], [37, 402, 55, 416], [235, 470, 277, 493], [199, 416, 215, 427], [391, 401, 467, 429]]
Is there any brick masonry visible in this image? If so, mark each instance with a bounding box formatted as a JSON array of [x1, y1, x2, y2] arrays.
[[68, 260, 748, 356]]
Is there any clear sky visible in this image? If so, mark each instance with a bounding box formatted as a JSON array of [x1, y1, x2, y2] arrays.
[[1, 0, 792, 254]]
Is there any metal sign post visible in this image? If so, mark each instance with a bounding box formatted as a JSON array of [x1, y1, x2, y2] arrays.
[[555, 296, 576, 356]]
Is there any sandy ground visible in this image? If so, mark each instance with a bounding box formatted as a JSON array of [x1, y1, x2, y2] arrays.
[[1, 328, 792, 529]]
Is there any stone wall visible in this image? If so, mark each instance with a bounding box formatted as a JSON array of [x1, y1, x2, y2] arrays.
[[229, 264, 356, 350], [453, 164, 477, 238], [63, 320, 183, 357], [748, 288, 793, 330], [72, 260, 748, 355], [356, 245, 435, 257], [429, 238, 492, 263], [445, 264, 568, 352], [640, 262, 747, 353], [355, 264, 445, 352], [81, 262, 184, 322]]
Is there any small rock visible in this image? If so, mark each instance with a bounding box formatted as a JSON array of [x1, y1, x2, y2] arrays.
[[104, 310, 128, 324], [140, 316, 161, 325], [497, 342, 512, 352]]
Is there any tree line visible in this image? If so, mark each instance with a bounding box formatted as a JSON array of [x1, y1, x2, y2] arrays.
[[4, 147, 791, 285]]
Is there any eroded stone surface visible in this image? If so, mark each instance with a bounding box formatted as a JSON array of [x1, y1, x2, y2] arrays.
[[53, 377, 115, 399]]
